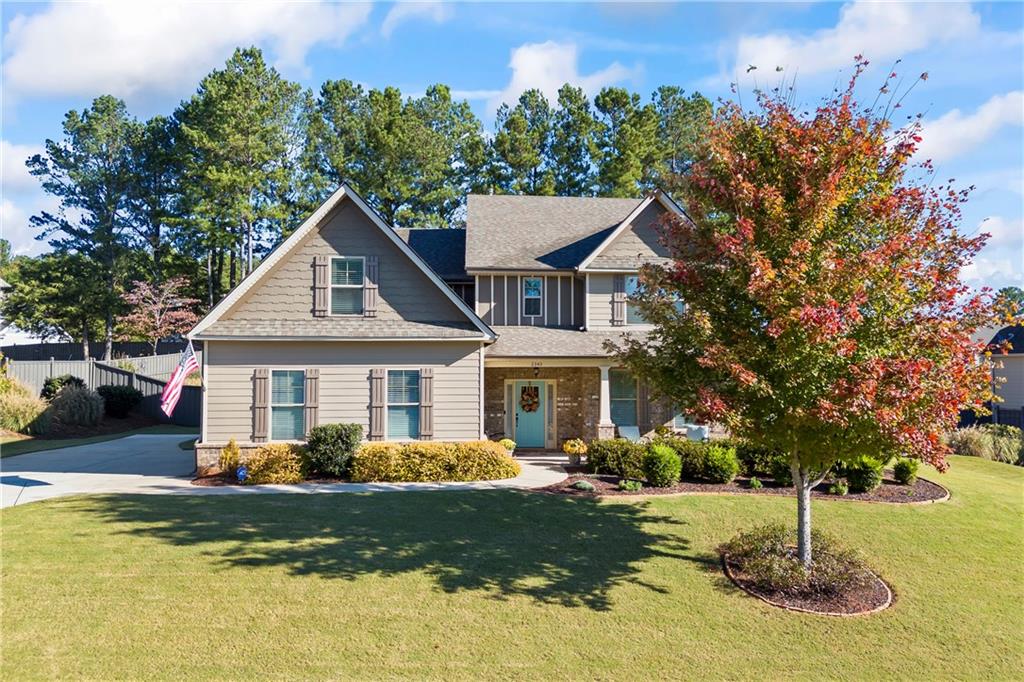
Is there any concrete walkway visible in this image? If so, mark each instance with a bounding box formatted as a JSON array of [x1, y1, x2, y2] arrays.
[[0, 435, 567, 508]]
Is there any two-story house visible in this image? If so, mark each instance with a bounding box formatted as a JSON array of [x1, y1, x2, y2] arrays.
[[190, 184, 683, 469]]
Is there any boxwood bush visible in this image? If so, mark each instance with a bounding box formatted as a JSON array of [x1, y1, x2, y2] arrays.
[[585, 438, 645, 480], [243, 443, 308, 485], [846, 455, 884, 493], [893, 457, 919, 485], [703, 444, 740, 483], [96, 384, 143, 418], [349, 440, 521, 482], [306, 423, 362, 477], [642, 443, 681, 487], [40, 374, 85, 401]]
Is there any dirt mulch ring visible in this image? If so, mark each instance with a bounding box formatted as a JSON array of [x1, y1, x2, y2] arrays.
[[722, 555, 893, 616], [543, 471, 948, 504], [46, 414, 163, 439]]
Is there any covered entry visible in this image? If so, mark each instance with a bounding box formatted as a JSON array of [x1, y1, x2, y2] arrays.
[[504, 379, 557, 449]]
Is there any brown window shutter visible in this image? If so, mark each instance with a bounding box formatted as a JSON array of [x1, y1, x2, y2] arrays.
[[304, 369, 319, 438], [419, 368, 434, 440], [364, 255, 379, 318], [369, 368, 385, 440], [638, 380, 650, 432], [252, 368, 269, 442], [313, 255, 329, 317], [612, 275, 626, 326]]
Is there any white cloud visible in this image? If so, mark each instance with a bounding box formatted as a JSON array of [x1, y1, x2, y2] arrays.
[[0, 199, 49, 258], [1, 140, 42, 194], [380, 1, 452, 39], [2, 1, 373, 101], [487, 41, 638, 113], [915, 91, 1024, 164], [962, 216, 1024, 289], [732, 1, 980, 76]]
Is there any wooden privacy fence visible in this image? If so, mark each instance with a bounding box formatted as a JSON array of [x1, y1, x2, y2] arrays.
[[5, 356, 201, 427], [993, 406, 1024, 429]]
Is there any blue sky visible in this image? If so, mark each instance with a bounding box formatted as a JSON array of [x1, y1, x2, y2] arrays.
[[2, 1, 1021, 289]]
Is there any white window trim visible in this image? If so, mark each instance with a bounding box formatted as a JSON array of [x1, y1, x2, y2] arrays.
[[269, 369, 306, 442], [522, 276, 544, 319], [329, 255, 365, 317], [385, 368, 421, 442]]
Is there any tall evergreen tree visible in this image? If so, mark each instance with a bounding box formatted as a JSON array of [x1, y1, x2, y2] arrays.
[[550, 84, 599, 196], [126, 115, 180, 281], [652, 86, 713, 193], [489, 89, 555, 195], [26, 95, 139, 359], [594, 87, 660, 197]]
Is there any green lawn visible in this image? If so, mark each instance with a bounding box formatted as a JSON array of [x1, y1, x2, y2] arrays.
[[2, 456, 1021, 680], [0, 424, 197, 458]]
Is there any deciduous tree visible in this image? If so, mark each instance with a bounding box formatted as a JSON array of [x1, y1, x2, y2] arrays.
[[116, 277, 199, 355]]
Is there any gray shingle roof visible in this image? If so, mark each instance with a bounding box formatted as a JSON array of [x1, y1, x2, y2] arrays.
[[464, 194, 643, 271], [393, 228, 467, 279], [485, 326, 646, 357], [199, 318, 484, 340]]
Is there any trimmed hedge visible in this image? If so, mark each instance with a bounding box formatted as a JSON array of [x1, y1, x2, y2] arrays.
[[349, 440, 521, 483], [649, 436, 739, 483], [893, 458, 919, 485], [585, 439, 645, 480], [243, 444, 308, 485], [702, 444, 740, 483], [97, 384, 143, 418], [306, 423, 362, 477], [642, 443, 682, 487], [40, 374, 85, 401], [846, 455, 884, 493]]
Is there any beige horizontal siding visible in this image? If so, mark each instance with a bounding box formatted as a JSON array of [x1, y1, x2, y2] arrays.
[[589, 201, 671, 269], [223, 198, 465, 324], [204, 340, 481, 443], [587, 273, 615, 327]]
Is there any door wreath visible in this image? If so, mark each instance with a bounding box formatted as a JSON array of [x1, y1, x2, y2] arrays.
[[519, 385, 540, 413]]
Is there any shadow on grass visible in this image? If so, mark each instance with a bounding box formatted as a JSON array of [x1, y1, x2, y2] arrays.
[[83, 490, 704, 610]]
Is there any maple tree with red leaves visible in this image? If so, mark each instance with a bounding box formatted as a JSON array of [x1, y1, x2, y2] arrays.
[[116, 277, 199, 356], [614, 59, 1014, 566]]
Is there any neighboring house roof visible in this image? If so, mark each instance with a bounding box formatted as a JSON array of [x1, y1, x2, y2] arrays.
[[991, 325, 1024, 354], [393, 228, 467, 279], [464, 194, 641, 271], [194, 319, 482, 341], [486, 326, 645, 357], [190, 184, 495, 341]]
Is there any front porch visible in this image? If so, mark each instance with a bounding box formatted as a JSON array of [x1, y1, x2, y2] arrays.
[[483, 361, 676, 448]]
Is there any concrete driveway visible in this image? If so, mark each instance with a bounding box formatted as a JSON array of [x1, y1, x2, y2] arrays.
[[1, 436, 567, 508], [1, 435, 196, 508]]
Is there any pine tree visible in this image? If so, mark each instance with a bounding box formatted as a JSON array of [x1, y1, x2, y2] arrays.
[[489, 89, 555, 195], [551, 84, 599, 196]]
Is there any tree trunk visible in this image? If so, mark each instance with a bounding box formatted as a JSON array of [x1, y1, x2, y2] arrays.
[[104, 310, 113, 361], [81, 323, 91, 361], [791, 456, 831, 568], [229, 247, 236, 289], [206, 250, 214, 308]]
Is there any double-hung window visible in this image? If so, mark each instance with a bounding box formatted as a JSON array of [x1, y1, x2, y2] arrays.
[[609, 369, 638, 427], [387, 370, 420, 439], [523, 277, 543, 318], [624, 275, 646, 325], [331, 257, 364, 315], [271, 370, 305, 440]]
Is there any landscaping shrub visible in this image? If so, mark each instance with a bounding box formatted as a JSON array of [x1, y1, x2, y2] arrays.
[[828, 480, 849, 496], [498, 438, 516, 453], [618, 479, 642, 492], [571, 480, 595, 491], [586, 439, 645, 480], [702, 444, 740, 483], [642, 443, 682, 487], [40, 374, 85, 401], [769, 457, 794, 486], [0, 380, 51, 435], [946, 426, 994, 459], [725, 439, 787, 477], [219, 438, 241, 478], [748, 476, 762, 490], [306, 422, 362, 477], [96, 384, 143, 418], [655, 436, 706, 479], [718, 523, 870, 596], [49, 386, 103, 427], [349, 440, 521, 483], [984, 424, 1023, 465], [244, 443, 308, 485], [893, 458, 919, 485], [846, 455, 884, 493]]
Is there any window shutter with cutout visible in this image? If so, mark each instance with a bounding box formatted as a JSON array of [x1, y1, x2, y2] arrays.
[[419, 368, 434, 440], [253, 368, 269, 442], [369, 368, 385, 440], [612, 275, 626, 326], [638, 380, 650, 432], [313, 255, 329, 317], [364, 255, 379, 318], [304, 369, 319, 438]]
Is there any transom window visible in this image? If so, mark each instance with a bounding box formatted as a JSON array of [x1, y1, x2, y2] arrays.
[[331, 257, 364, 315], [523, 277, 543, 317], [387, 370, 420, 440], [609, 368, 638, 427], [271, 370, 305, 440]]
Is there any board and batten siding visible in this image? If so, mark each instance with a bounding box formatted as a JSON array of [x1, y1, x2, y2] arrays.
[[203, 341, 482, 443], [474, 274, 583, 328], [221, 199, 465, 324]]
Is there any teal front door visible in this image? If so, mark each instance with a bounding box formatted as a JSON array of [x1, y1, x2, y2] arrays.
[[514, 381, 546, 448]]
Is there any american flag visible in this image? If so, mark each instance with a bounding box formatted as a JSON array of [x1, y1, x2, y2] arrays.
[[160, 341, 200, 417]]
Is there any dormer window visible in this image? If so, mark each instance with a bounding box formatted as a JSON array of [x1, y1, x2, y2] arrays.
[[331, 257, 364, 315], [523, 277, 543, 317]]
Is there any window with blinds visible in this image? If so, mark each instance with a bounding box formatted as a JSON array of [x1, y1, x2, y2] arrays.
[[523, 277, 542, 317], [609, 368, 638, 427], [270, 370, 305, 440], [387, 369, 420, 439], [331, 257, 364, 315]]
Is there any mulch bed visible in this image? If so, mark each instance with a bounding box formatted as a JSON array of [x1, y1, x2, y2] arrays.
[[46, 414, 163, 439], [543, 469, 948, 504], [191, 474, 346, 487], [722, 554, 893, 616]]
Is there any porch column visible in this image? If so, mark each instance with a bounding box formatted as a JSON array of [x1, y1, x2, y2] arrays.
[[598, 365, 615, 439]]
